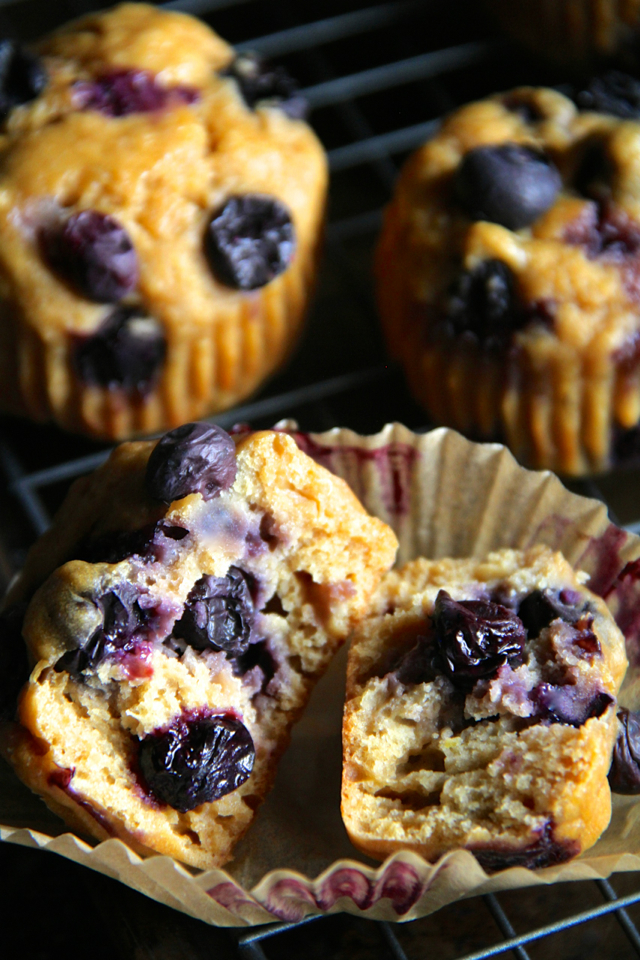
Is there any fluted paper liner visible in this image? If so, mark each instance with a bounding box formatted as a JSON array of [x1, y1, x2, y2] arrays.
[[3, 423, 640, 926]]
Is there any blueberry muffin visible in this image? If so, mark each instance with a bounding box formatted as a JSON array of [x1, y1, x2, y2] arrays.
[[376, 82, 640, 475], [0, 3, 326, 439], [342, 546, 627, 869], [486, 0, 640, 66], [0, 424, 397, 868]]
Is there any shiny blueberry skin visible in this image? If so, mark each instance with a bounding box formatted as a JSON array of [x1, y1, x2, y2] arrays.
[[0, 40, 46, 120], [145, 422, 237, 503], [41, 211, 138, 303], [138, 714, 255, 812], [456, 144, 561, 230], [221, 52, 307, 120], [205, 194, 295, 290], [54, 584, 145, 676], [445, 259, 519, 344], [575, 72, 640, 119], [173, 568, 254, 658], [72, 68, 199, 117], [74, 307, 166, 392], [432, 590, 526, 688], [609, 708, 640, 793]]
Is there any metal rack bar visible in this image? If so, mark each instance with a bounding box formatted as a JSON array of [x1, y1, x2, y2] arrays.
[[452, 888, 640, 960], [162, 0, 253, 12], [596, 879, 640, 956], [483, 894, 531, 960], [328, 120, 440, 172], [302, 41, 505, 110], [236, 0, 428, 58]]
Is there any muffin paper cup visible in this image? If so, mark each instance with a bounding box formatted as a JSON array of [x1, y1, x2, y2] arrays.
[[4, 423, 640, 926]]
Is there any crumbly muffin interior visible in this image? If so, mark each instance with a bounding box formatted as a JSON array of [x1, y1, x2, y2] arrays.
[[342, 547, 627, 869], [5, 429, 397, 868]]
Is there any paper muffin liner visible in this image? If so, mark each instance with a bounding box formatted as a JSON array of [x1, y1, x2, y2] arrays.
[[3, 423, 640, 926], [485, 0, 640, 66]]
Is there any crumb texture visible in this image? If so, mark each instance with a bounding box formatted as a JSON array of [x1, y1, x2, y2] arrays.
[[342, 546, 627, 869]]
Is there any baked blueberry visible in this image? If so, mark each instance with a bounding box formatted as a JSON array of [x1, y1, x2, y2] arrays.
[[173, 568, 254, 657], [532, 683, 612, 727], [517, 589, 583, 637], [393, 634, 438, 686], [41, 211, 138, 303], [444, 259, 519, 343], [0, 40, 46, 120], [138, 714, 255, 812], [455, 144, 561, 230], [575, 72, 640, 120], [433, 589, 526, 687], [205, 194, 295, 290], [222, 52, 307, 120], [609, 708, 640, 793], [74, 307, 166, 392], [78, 521, 188, 565], [145, 422, 237, 504], [54, 583, 145, 676], [72, 68, 199, 117]]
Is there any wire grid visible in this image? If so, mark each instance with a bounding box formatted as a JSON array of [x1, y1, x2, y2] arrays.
[[0, 0, 640, 957]]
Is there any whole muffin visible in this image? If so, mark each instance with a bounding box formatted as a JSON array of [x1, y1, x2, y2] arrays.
[[486, 0, 640, 67], [376, 83, 640, 475], [0, 4, 326, 439]]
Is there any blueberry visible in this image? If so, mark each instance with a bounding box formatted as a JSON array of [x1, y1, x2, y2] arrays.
[[173, 568, 254, 657], [74, 307, 166, 392], [456, 144, 561, 230], [432, 590, 526, 688], [232, 639, 275, 685], [205, 194, 295, 290], [41, 211, 138, 303], [0, 40, 46, 121], [517, 589, 584, 637], [0, 603, 29, 720], [72, 68, 199, 117], [138, 713, 255, 812], [393, 634, 438, 686], [145, 422, 237, 503], [471, 820, 578, 872], [532, 683, 612, 727], [445, 259, 519, 343], [575, 72, 640, 119], [609, 708, 640, 794], [78, 521, 188, 565], [54, 584, 144, 676], [221, 52, 307, 120]]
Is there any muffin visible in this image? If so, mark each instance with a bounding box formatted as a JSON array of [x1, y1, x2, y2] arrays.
[[376, 83, 640, 475], [342, 546, 627, 869], [486, 0, 640, 67], [0, 3, 326, 439], [0, 424, 397, 868]]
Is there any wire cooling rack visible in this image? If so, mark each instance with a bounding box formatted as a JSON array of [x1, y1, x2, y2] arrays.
[[3, 1, 640, 958]]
